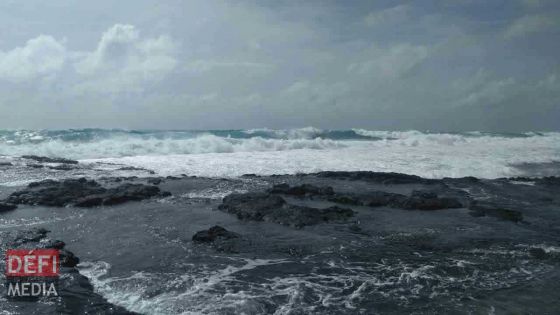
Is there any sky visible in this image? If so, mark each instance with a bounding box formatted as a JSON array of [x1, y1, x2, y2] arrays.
[[0, 0, 558, 131]]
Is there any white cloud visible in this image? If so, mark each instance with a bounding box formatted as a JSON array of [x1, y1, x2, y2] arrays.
[[364, 5, 411, 27], [456, 77, 516, 107], [183, 60, 272, 74], [505, 14, 557, 39], [74, 24, 177, 93], [0, 35, 66, 82], [347, 44, 429, 79]]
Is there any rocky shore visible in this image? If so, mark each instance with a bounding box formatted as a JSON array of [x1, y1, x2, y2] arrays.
[[1, 168, 560, 314]]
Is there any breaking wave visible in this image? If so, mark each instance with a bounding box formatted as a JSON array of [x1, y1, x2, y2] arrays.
[[1, 128, 559, 179]]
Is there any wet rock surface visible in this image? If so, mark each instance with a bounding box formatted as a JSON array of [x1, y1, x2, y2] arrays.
[[270, 184, 464, 211], [313, 171, 438, 184], [1, 228, 135, 314], [4, 178, 170, 207], [1, 170, 560, 314], [219, 192, 355, 228], [21, 155, 79, 165], [192, 225, 242, 253], [0, 202, 17, 212]]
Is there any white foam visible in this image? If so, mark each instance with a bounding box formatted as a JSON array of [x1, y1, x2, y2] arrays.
[[82, 131, 560, 179], [78, 258, 288, 314], [2, 130, 559, 179], [0, 134, 345, 159]]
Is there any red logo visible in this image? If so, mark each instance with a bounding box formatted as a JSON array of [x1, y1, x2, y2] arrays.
[[5, 249, 59, 277]]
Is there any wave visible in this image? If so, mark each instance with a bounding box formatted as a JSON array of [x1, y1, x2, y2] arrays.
[[1, 128, 558, 179], [0, 134, 348, 159]]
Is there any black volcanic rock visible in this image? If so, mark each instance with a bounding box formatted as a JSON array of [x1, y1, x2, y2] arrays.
[[0, 202, 17, 212], [398, 190, 463, 210], [22, 155, 79, 164], [269, 183, 335, 196], [266, 184, 463, 211], [327, 190, 462, 210], [314, 171, 436, 184], [193, 226, 240, 243], [361, 191, 409, 207], [219, 192, 354, 228], [269, 183, 334, 196], [2, 227, 136, 314], [5, 178, 170, 207], [59, 249, 80, 267], [192, 226, 242, 253]]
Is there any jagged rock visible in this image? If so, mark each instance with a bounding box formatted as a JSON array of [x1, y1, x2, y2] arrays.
[[192, 226, 240, 243], [0, 162, 13, 166], [60, 249, 80, 267], [192, 226, 242, 253], [22, 155, 79, 164], [2, 228, 136, 314], [5, 178, 170, 207], [219, 193, 354, 228], [269, 183, 334, 196], [0, 202, 17, 212]]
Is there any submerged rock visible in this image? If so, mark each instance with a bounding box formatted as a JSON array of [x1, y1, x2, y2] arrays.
[[22, 155, 79, 164], [5, 178, 170, 207], [398, 190, 463, 210], [219, 192, 354, 228], [192, 226, 242, 253], [193, 225, 240, 243], [469, 201, 523, 222], [269, 183, 334, 196]]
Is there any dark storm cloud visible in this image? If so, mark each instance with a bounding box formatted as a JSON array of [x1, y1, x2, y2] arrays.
[[0, 0, 558, 131]]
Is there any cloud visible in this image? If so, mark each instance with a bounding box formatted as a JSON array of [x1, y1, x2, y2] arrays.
[[74, 24, 177, 93], [364, 5, 411, 27], [183, 60, 273, 74], [347, 44, 429, 79], [0, 35, 66, 82], [505, 14, 557, 38]]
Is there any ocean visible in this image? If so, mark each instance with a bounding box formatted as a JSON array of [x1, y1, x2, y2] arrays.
[[1, 128, 559, 184]]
